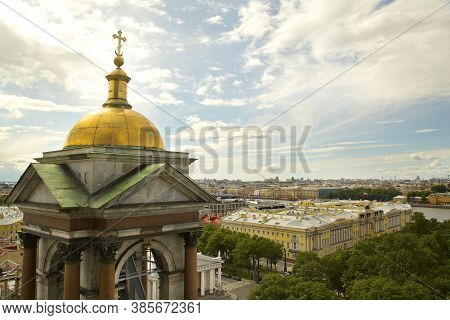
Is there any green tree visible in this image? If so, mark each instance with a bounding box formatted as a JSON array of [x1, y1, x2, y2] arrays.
[[248, 274, 288, 299], [322, 250, 352, 296], [292, 251, 320, 273], [249, 274, 338, 300], [285, 277, 338, 300], [197, 224, 217, 253], [431, 185, 448, 193], [400, 281, 433, 299], [296, 260, 327, 282], [404, 212, 439, 236], [348, 277, 404, 299], [249, 215, 450, 300], [232, 238, 252, 274], [204, 228, 237, 260], [265, 241, 283, 271], [249, 236, 267, 280]]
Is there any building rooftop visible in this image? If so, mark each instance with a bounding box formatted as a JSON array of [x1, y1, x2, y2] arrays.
[[197, 253, 224, 267], [222, 201, 411, 230], [0, 207, 22, 226]]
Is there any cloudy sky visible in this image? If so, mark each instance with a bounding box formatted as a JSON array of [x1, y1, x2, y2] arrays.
[[0, 0, 449, 181]]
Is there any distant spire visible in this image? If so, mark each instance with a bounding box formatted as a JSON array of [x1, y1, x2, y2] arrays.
[[103, 30, 131, 109]]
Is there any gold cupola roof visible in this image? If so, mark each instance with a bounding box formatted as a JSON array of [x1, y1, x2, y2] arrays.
[[64, 30, 164, 150]]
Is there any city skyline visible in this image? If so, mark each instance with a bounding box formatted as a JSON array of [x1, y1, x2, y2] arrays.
[[1, 0, 450, 181]]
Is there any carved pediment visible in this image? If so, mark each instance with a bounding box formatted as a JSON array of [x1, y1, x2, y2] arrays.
[[7, 163, 89, 208], [25, 180, 58, 205], [7, 163, 215, 210], [120, 177, 192, 204], [89, 163, 215, 208]]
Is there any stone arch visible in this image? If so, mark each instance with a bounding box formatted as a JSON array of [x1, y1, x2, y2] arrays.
[[42, 241, 64, 299], [43, 241, 60, 274], [114, 239, 176, 284]]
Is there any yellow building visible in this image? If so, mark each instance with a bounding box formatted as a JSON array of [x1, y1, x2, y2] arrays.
[[0, 207, 22, 241], [221, 201, 411, 260], [257, 186, 319, 200], [428, 193, 450, 205], [294, 187, 319, 200]]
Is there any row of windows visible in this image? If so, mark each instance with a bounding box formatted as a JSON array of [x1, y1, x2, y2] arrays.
[[375, 220, 385, 233], [388, 215, 401, 228], [330, 227, 352, 245], [225, 226, 292, 239], [224, 214, 406, 252], [0, 227, 20, 239]]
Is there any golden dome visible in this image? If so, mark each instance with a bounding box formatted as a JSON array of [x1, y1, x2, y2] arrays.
[[64, 107, 164, 149], [64, 30, 164, 150]]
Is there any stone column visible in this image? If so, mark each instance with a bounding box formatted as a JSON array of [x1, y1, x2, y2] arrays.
[[148, 274, 160, 300], [98, 241, 121, 300], [152, 280, 158, 300], [200, 271, 205, 296], [20, 232, 39, 300], [58, 243, 83, 300], [217, 267, 222, 291], [142, 245, 148, 297], [183, 232, 199, 300], [209, 269, 215, 293]]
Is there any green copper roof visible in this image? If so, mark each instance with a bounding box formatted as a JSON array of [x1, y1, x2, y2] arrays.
[[33, 164, 89, 208], [89, 163, 164, 208], [9, 162, 213, 210]]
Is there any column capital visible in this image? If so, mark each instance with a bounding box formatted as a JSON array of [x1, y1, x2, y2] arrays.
[[183, 231, 201, 247], [19, 232, 39, 249], [97, 238, 122, 263], [58, 243, 84, 263]]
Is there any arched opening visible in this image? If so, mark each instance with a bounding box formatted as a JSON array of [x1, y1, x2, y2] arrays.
[[115, 240, 176, 300], [43, 243, 64, 300]]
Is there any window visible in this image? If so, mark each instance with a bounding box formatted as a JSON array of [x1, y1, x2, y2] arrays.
[[292, 235, 298, 250]]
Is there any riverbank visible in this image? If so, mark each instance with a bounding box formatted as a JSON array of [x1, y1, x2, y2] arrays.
[[411, 203, 450, 209], [411, 206, 450, 222]]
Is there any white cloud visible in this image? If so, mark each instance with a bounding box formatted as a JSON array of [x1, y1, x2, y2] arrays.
[[199, 98, 247, 107], [321, 140, 380, 147], [425, 160, 444, 170], [206, 16, 224, 25], [194, 73, 234, 96], [0, 0, 182, 101], [0, 127, 11, 141], [0, 94, 91, 118], [220, 0, 272, 42], [410, 152, 436, 161], [304, 143, 404, 155], [224, 0, 450, 132], [0, 154, 40, 172], [375, 120, 405, 125], [198, 36, 211, 44], [135, 92, 183, 106], [127, 0, 167, 17], [415, 128, 440, 133], [133, 67, 180, 92]]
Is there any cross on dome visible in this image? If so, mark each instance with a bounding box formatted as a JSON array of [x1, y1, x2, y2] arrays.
[[113, 30, 127, 56]]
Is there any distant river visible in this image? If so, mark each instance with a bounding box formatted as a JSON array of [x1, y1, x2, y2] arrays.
[[411, 206, 450, 222]]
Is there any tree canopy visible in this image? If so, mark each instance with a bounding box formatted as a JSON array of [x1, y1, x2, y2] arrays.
[[198, 224, 283, 280], [323, 187, 401, 201], [249, 212, 449, 300]]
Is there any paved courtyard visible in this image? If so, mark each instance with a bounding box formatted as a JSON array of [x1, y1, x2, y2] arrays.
[[222, 277, 259, 300]]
